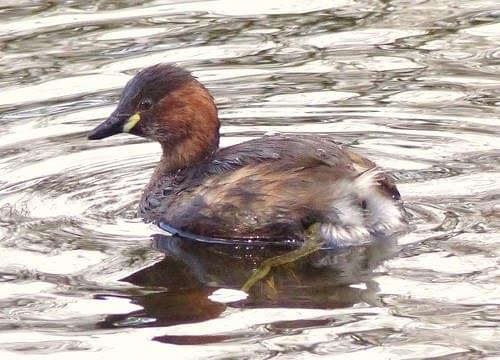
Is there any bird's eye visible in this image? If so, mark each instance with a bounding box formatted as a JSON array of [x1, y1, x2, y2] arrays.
[[139, 98, 153, 111]]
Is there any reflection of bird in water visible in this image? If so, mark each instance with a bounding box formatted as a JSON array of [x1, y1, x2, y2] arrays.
[[87, 64, 409, 290], [152, 234, 398, 304], [96, 234, 397, 331]]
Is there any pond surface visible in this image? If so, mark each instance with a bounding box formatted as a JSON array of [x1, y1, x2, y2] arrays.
[[1, 0, 500, 358]]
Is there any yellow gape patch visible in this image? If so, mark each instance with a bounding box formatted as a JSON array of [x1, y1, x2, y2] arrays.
[[123, 113, 141, 133]]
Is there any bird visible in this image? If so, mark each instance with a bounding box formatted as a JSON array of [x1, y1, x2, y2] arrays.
[[88, 64, 408, 289]]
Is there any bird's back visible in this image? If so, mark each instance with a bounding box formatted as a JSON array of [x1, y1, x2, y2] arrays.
[[140, 134, 408, 246]]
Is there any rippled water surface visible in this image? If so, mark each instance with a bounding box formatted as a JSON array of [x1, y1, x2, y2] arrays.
[[1, 0, 500, 358]]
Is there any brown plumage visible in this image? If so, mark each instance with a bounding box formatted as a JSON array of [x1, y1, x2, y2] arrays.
[[88, 64, 408, 247]]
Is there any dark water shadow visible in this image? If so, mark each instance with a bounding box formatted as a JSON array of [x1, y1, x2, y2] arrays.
[[97, 234, 398, 337]]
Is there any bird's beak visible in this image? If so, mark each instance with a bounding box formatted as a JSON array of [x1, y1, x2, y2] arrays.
[[87, 112, 141, 140]]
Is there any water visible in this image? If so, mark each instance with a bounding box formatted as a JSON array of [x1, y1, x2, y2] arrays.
[[1, 0, 500, 358]]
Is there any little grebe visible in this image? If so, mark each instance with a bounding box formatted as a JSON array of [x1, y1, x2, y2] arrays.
[[88, 64, 408, 248]]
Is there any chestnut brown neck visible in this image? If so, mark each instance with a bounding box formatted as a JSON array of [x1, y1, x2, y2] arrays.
[[145, 80, 220, 196]]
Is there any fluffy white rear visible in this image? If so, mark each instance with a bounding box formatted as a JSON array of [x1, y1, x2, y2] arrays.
[[321, 168, 407, 247]]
